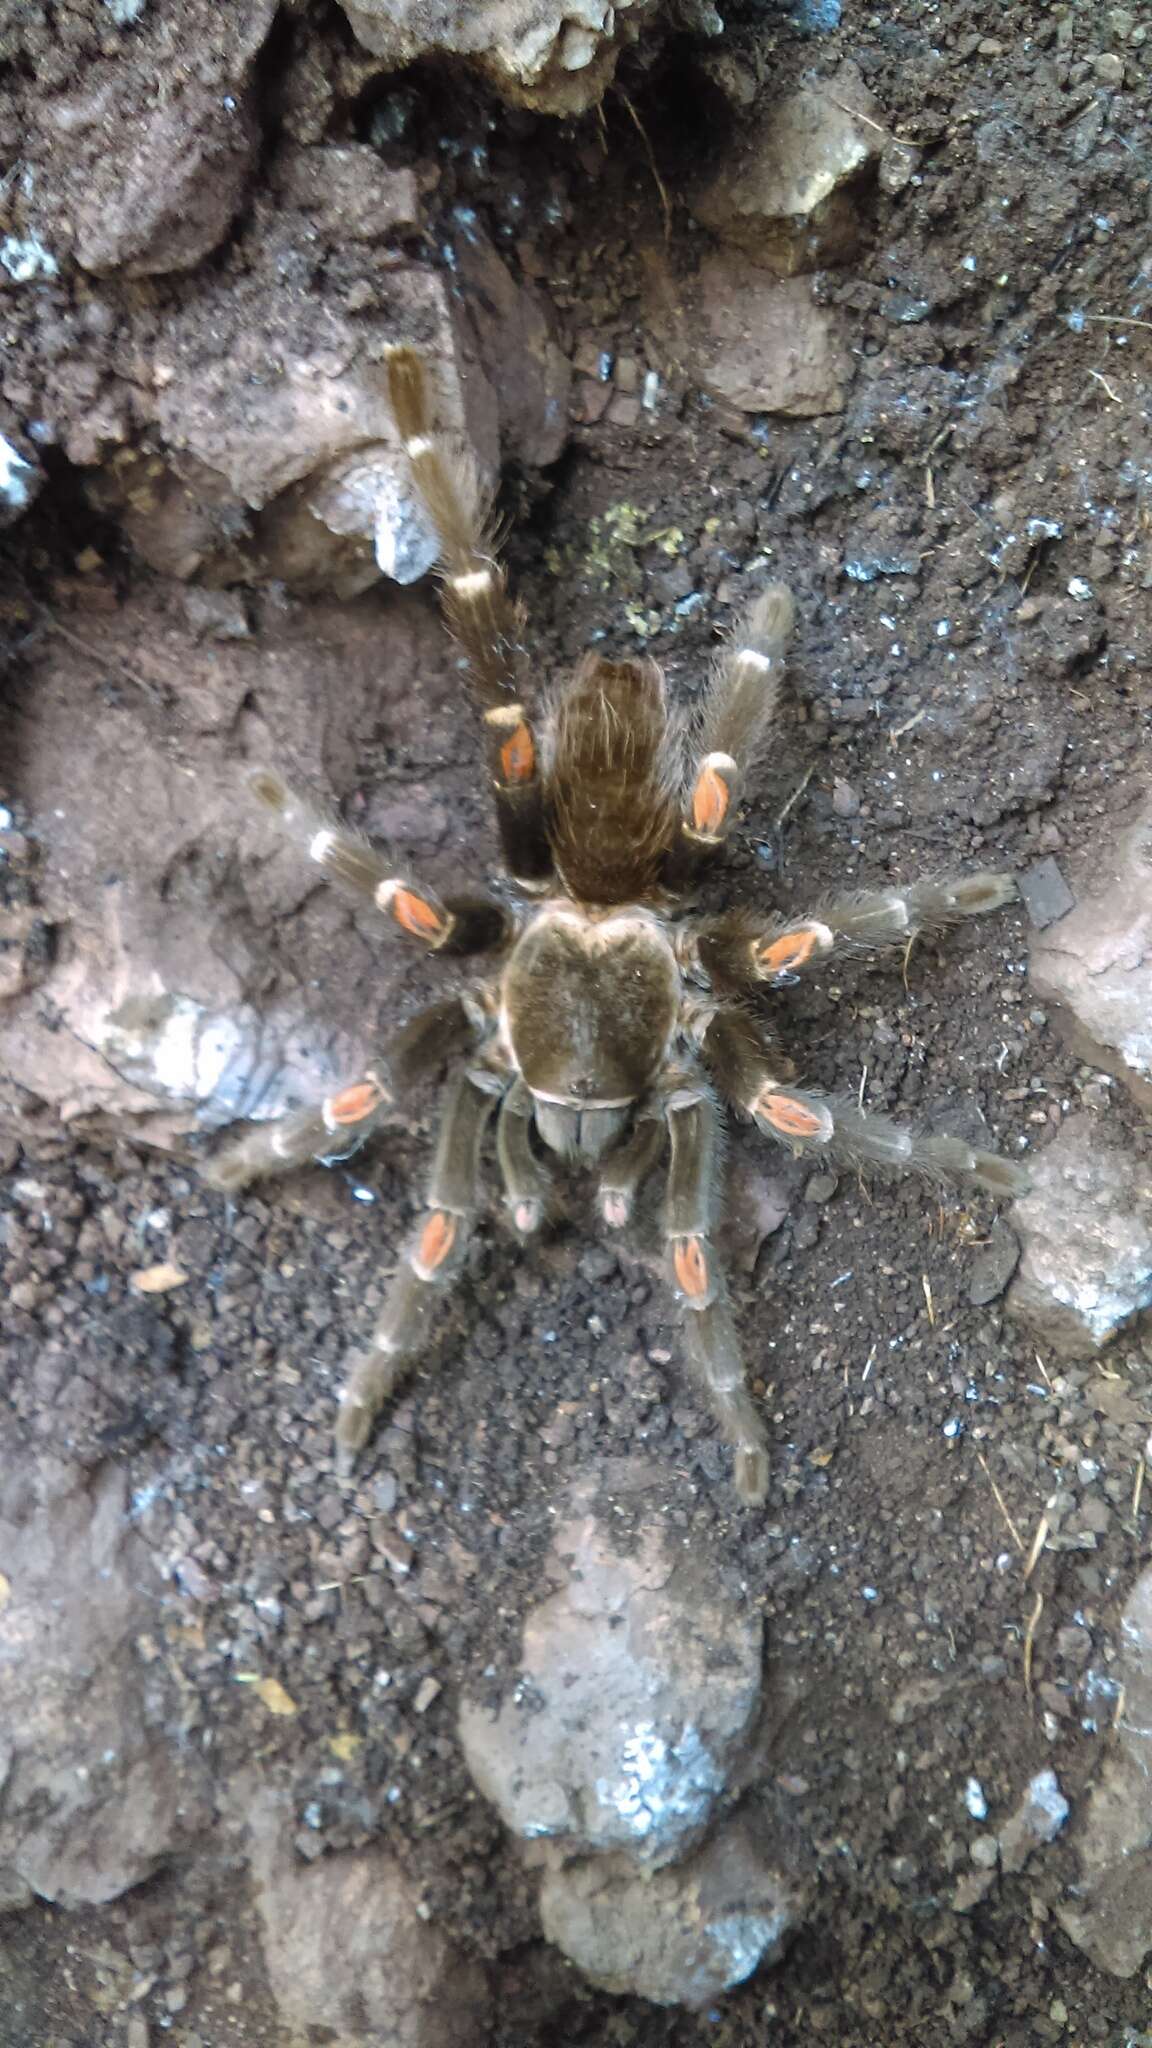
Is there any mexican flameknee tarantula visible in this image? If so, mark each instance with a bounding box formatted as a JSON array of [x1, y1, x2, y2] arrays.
[[205, 346, 1028, 1506]]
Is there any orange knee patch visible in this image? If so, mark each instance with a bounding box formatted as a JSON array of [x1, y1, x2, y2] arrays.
[[415, 1209, 457, 1274], [690, 760, 731, 837], [673, 1235, 711, 1300], [759, 1092, 832, 1141], [756, 926, 824, 978], [326, 1078, 386, 1127], [390, 888, 449, 942], [499, 720, 536, 786]]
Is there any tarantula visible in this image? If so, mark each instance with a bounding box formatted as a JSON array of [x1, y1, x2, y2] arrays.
[[205, 346, 1028, 1505]]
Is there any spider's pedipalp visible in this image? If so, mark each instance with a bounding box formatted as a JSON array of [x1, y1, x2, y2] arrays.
[[665, 583, 794, 889], [336, 1061, 508, 1473], [385, 344, 552, 888], [496, 1077, 551, 1233], [597, 1107, 666, 1228]]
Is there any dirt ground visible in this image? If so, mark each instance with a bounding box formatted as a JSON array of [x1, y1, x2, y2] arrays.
[[3, 0, 1152, 2043]]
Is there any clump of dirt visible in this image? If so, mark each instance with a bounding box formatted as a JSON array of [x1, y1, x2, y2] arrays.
[[3, 1, 1152, 2043]]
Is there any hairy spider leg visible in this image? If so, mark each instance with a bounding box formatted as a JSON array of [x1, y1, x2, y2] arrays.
[[335, 1061, 507, 1472], [385, 345, 551, 891], [702, 1008, 1029, 1198], [664, 584, 794, 891], [689, 873, 1019, 991], [660, 1075, 769, 1505], [247, 770, 511, 955], [202, 998, 478, 1194]]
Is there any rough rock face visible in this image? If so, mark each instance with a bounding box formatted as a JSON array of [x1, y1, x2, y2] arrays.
[[336, 0, 665, 115], [0, 414, 42, 528], [691, 66, 886, 274], [540, 1815, 804, 2008], [1056, 1565, 1152, 1975], [248, 1791, 491, 2046], [2, 585, 456, 1140], [73, 86, 259, 277], [458, 1469, 764, 1870], [0, 1459, 208, 1909], [645, 251, 850, 417], [1030, 793, 1152, 1111], [1005, 1116, 1152, 1357]]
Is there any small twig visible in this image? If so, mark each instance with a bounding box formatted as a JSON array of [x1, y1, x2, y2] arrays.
[[925, 465, 936, 509], [1133, 1456, 1145, 1521], [616, 88, 672, 243], [775, 762, 814, 831], [974, 1449, 1026, 1554], [921, 1273, 935, 1327], [1033, 1351, 1054, 1391], [1023, 1588, 1043, 1697], [1087, 366, 1123, 404], [889, 707, 926, 744], [1023, 1511, 1049, 1583], [1081, 312, 1152, 331]]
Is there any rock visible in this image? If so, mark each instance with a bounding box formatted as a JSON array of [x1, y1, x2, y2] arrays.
[[1056, 1566, 1152, 1974], [1018, 856, 1075, 932], [0, 419, 42, 527], [540, 1815, 804, 2008], [451, 220, 572, 468], [691, 64, 886, 275], [998, 1768, 1069, 1875], [1005, 1117, 1152, 1357], [0, 1458, 208, 1907], [273, 144, 422, 241], [335, 0, 664, 116], [966, 1218, 1020, 1306], [1, 582, 456, 1141], [458, 1467, 763, 1869], [248, 1790, 490, 2045], [645, 250, 850, 417], [74, 87, 259, 277], [1030, 794, 1152, 1110]]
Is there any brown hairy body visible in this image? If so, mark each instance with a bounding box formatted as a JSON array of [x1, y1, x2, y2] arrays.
[[204, 349, 1027, 1505]]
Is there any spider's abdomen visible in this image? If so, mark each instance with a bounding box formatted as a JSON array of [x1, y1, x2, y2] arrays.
[[501, 907, 679, 1125]]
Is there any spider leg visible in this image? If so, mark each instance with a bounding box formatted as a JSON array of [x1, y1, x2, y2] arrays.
[[248, 770, 511, 955], [687, 873, 1018, 992], [702, 1008, 1028, 1199], [657, 1074, 769, 1506], [496, 1075, 552, 1234], [385, 346, 551, 891], [202, 996, 478, 1194], [335, 1059, 507, 1474], [664, 584, 794, 891]]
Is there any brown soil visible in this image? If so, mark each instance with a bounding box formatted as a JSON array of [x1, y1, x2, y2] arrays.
[[3, 1, 1152, 2043]]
